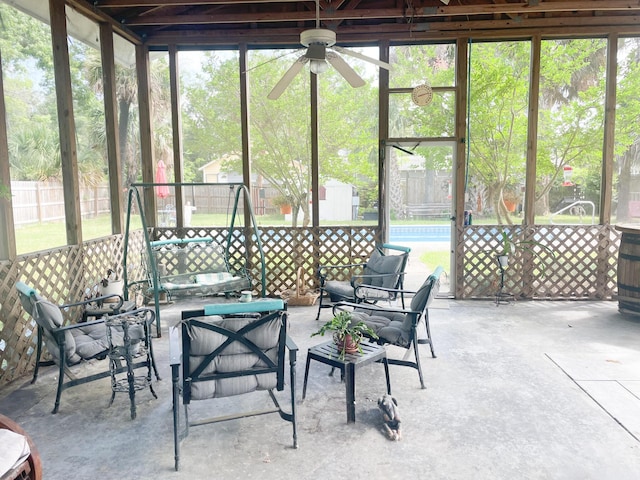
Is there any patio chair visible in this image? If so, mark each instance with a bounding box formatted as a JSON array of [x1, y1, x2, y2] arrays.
[[171, 299, 298, 471], [333, 266, 443, 389], [15, 281, 159, 414], [315, 243, 411, 321]]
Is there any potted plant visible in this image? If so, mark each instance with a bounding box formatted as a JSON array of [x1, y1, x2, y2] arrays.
[[311, 311, 378, 358], [497, 230, 555, 272], [271, 195, 292, 214], [99, 268, 124, 302]]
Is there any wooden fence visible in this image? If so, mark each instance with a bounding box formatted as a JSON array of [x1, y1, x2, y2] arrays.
[[11, 181, 111, 225]]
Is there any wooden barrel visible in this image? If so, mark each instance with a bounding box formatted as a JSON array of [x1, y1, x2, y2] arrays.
[[616, 225, 640, 314]]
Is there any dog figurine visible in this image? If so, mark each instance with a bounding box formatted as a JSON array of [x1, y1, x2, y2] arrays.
[[378, 394, 401, 441]]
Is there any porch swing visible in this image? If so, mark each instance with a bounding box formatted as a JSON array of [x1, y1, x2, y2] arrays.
[[122, 183, 267, 336]]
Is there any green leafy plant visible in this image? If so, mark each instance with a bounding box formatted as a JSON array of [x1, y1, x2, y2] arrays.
[[498, 230, 556, 273], [271, 195, 291, 208], [311, 311, 378, 358]]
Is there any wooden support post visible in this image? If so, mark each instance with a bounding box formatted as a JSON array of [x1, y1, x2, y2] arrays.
[[136, 45, 156, 228], [99, 23, 124, 235], [0, 49, 16, 260], [50, 0, 82, 246], [454, 38, 469, 299], [169, 45, 185, 229]]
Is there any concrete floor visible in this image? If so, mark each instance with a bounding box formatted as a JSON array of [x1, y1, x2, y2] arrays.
[[2, 296, 640, 479]]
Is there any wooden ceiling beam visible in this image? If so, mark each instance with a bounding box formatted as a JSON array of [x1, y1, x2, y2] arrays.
[[142, 16, 640, 46], [96, 0, 640, 15], [96, 0, 308, 5], [121, 2, 640, 26]]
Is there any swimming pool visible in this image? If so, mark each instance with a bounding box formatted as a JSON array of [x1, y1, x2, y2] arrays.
[[389, 225, 451, 242]]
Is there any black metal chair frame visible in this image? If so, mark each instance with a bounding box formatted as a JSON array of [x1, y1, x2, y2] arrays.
[[315, 243, 411, 321], [333, 266, 443, 389], [171, 302, 298, 471], [16, 282, 160, 414]]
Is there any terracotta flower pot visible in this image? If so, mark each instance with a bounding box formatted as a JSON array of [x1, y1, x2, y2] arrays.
[[280, 204, 292, 214], [334, 333, 359, 355]]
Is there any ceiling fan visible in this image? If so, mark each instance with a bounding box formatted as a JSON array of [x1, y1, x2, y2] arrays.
[[267, 1, 391, 100]]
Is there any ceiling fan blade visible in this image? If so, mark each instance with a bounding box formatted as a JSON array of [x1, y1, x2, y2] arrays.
[[244, 49, 301, 74], [326, 52, 366, 88], [332, 46, 391, 70], [267, 56, 308, 100]]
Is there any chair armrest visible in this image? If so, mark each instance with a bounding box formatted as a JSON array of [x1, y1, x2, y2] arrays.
[[317, 262, 366, 282], [61, 294, 124, 311], [285, 335, 298, 353], [351, 271, 406, 287], [285, 335, 298, 364], [353, 282, 414, 299], [332, 301, 418, 317], [169, 325, 181, 367], [56, 318, 107, 332]]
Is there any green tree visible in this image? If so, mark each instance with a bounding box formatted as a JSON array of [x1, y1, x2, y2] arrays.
[[468, 41, 531, 224]]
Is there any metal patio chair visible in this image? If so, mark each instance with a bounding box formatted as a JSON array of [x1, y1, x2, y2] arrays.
[[15, 282, 159, 414], [170, 299, 298, 471], [315, 243, 411, 320], [334, 266, 443, 389]]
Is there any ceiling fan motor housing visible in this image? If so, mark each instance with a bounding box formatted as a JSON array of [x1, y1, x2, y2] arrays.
[[300, 28, 337, 48]]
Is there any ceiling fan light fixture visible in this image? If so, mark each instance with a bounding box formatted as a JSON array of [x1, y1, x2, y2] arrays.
[[309, 58, 329, 74]]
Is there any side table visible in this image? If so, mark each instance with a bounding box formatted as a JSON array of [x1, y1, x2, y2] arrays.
[[105, 308, 160, 419], [302, 340, 391, 423]]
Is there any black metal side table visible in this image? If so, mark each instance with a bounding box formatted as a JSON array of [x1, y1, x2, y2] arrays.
[[302, 340, 391, 423], [105, 308, 160, 419]]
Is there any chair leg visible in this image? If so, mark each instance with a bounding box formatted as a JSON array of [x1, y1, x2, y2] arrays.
[[172, 364, 181, 471], [412, 337, 426, 389], [315, 290, 325, 321], [289, 352, 299, 449], [31, 327, 43, 384], [420, 316, 436, 358], [52, 361, 65, 414], [145, 321, 162, 380]]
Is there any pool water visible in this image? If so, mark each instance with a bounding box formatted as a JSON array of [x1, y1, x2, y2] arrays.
[[389, 225, 451, 242]]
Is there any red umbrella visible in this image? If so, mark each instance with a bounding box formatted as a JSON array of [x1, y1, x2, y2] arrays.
[[155, 160, 170, 198]]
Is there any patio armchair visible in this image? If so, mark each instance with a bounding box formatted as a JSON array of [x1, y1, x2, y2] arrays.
[[315, 243, 410, 321], [333, 266, 443, 389], [171, 299, 298, 471], [15, 281, 156, 414]]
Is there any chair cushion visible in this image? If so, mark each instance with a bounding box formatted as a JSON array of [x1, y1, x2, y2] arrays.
[[35, 296, 76, 363], [353, 311, 411, 347], [363, 250, 404, 288], [71, 323, 115, 364], [410, 275, 439, 312], [0, 429, 30, 478], [323, 280, 355, 302], [187, 315, 281, 400]]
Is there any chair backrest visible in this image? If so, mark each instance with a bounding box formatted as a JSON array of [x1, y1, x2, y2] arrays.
[[362, 244, 410, 289], [16, 282, 76, 365], [179, 306, 287, 404], [409, 266, 444, 314]]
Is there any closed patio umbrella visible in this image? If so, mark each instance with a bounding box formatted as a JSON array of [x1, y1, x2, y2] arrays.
[[155, 160, 170, 198]]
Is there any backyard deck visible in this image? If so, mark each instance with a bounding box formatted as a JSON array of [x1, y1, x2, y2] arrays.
[[1, 296, 640, 479]]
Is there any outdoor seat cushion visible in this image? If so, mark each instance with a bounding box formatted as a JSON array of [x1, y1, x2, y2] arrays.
[[187, 315, 280, 400], [324, 280, 356, 302], [0, 429, 30, 478], [34, 295, 122, 366], [361, 250, 404, 288], [352, 310, 412, 347]]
